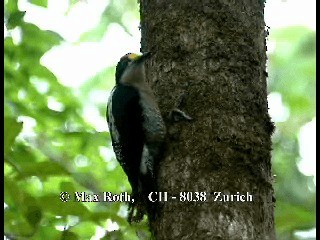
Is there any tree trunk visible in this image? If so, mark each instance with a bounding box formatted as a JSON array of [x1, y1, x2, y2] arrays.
[[140, 0, 275, 239]]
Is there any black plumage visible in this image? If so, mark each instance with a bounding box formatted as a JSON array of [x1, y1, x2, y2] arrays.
[[108, 85, 144, 192], [106, 53, 165, 223]]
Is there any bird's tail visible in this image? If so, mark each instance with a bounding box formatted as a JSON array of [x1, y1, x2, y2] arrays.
[[127, 174, 157, 223]]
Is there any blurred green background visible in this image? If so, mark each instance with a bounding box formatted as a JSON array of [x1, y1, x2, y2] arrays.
[[4, 0, 316, 239]]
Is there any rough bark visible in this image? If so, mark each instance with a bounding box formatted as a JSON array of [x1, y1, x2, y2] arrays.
[[140, 0, 275, 239]]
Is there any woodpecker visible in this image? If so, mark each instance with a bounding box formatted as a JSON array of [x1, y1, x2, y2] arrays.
[[106, 52, 166, 223]]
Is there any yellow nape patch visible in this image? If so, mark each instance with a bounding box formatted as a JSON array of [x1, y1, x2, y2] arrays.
[[127, 53, 141, 61]]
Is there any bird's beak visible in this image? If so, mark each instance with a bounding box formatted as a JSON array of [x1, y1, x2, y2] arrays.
[[142, 52, 151, 58], [138, 52, 152, 62]]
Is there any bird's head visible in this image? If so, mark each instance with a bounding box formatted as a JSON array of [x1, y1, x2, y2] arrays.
[[115, 52, 151, 84]]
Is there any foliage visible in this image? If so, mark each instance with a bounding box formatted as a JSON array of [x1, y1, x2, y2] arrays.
[[4, 0, 315, 239], [268, 27, 316, 239], [4, 0, 149, 239]]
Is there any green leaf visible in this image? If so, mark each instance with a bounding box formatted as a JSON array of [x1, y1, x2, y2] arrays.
[[4, 178, 24, 207], [104, 230, 125, 240], [275, 201, 315, 234], [6, 11, 26, 29], [4, 209, 34, 237], [61, 231, 79, 240], [5, 0, 18, 15], [30, 0, 48, 8], [70, 221, 97, 238], [38, 194, 90, 217], [60, 181, 77, 195], [15, 161, 70, 179], [33, 225, 62, 239], [20, 23, 63, 55], [4, 117, 23, 156], [25, 205, 42, 227]]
